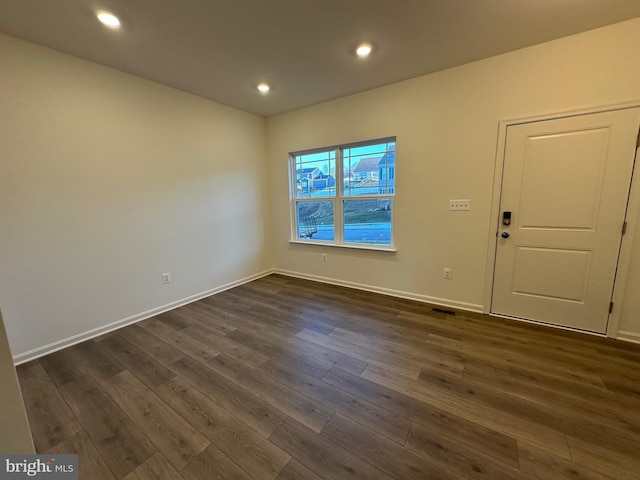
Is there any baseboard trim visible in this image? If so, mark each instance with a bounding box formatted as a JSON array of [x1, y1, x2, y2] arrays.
[[616, 330, 640, 345], [13, 269, 275, 365], [274, 269, 484, 313]]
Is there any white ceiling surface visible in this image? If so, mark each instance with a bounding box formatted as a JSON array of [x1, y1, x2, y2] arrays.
[[2, 1, 640, 117]]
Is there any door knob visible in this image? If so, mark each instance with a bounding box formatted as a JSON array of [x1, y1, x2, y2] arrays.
[[501, 232, 510, 238]]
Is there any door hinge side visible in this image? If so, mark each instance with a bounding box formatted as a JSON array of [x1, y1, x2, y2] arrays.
[[622, 221, 627, 236], [609, 301, 614, 314]]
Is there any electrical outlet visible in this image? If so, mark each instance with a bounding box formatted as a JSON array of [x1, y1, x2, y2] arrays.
[[322, 253, 328, 262], [443, 268, 452, 280], [162, 272, 172, 284], [449, 199, 470, 211]]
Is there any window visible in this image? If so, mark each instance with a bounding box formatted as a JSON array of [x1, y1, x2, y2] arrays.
[[290, 137, 396, 249]]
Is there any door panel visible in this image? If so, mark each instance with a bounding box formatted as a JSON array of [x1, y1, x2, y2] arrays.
[[492, 108, 640, 333], [518, 128, 608, 230], [511, 247, 591, 302]]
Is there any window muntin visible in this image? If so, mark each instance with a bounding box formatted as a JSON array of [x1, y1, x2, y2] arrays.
[[294, 150, 336, 199], [290, 138, 395, 248]]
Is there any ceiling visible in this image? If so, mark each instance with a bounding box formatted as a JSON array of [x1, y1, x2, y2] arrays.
[[2, 1, 640, 117]]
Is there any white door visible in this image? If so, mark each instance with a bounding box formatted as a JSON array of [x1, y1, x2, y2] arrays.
[[492, 108, 640, 333]]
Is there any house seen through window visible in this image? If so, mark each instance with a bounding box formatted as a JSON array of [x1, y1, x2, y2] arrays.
[[290, 137, 396, 248]]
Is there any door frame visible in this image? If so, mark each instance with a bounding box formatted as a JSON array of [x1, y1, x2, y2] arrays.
[[483, 101, 640, 338]]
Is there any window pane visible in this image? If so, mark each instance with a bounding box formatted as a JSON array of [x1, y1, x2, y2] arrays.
[[296, 201, 334, 241], [344, 141, 395, 196], [294, 150, 336, 198], [343, 199, 392, 246]]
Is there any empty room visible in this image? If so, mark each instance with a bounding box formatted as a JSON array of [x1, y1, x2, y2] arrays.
[[1, 1, 640, 479]]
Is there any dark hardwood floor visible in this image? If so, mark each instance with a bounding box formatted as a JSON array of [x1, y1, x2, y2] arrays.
[[17, 274, 640, 479]]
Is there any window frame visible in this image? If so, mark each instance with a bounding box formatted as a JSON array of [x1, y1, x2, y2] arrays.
[[289, 137, 396, 251]]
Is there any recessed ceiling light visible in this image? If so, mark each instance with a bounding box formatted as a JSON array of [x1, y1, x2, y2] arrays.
[[356, 43, 373, 57], [257, 83, 270, 94], [97, 12, 121, 28]]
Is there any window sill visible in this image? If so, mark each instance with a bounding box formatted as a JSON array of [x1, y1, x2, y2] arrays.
[[289, 240, 397, 253]]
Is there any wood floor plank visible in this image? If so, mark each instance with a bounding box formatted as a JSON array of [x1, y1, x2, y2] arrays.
[[235, 322, 369, 375], [281, 332, 369, 376], [227, 328, 334, 379], [138, 318, 220, 364], [101, 371, 209, 471], [455, 318, 639, 375], [601, 372, 640, 400], [276, 459, 325, 480], [293, 305, 370, 336], [39, 349, 86, 387], [207, 353, 334, 433], [240, 277, 283, 294], [418, 363, 640, 458], [168, 356, 287, 437], [223, 287, 336, 335], [517, 441, 618, 480], [406, 420, 530, 480], [235, 282, 319, 310], [202, 293, 293, 331], [67, 340, 125, 382], [321, 414, 462, 480], [393, 311, 466, 341], [122, 452, 184, 480], [182, 323, 269, 367], [223, 285, 326, 316], [259, 358, 411, 445], [270, 417, 395, 480], [330, 327, 465, 377], [195, 298, 280, 334], [46, 430, 116, 480], [156, 310, 193, 330], [17, 361, 82, 452], [463, 357, 615, 408], [177, 301, 239, 336], [59, 374, 156, 479], [209, 291, 332, 337], [100, 333, 176, 388], [360, 364, 572, 460], [296, 328, 422, 378], [566, 436, 639, 480], [410, 409, 519, 468], [116, 324, 185, 366], [155, 377, 290, 480], [325, 366, 466, 432], [180, 444, 253, 480], [433, 331, 604, 382], [461, 359, 640, 440], [451, 336, 608, 390]]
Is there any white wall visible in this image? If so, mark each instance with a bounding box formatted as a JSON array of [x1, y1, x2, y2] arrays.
[[0, 34, 273, 360], [267, 19, 640, 332]]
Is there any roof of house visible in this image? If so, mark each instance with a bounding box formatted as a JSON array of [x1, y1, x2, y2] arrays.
[[378, 151, 396, 166], [353, 156, 383, 173], [296, 167, 321, 174]]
